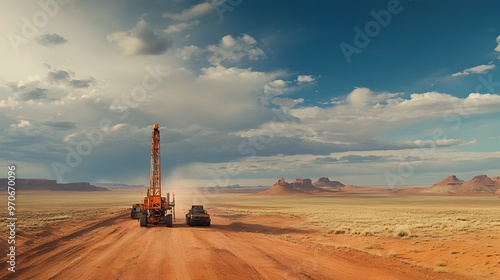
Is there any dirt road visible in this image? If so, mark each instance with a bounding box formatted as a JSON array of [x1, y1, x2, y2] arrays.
[[0, 210, 471, 280]]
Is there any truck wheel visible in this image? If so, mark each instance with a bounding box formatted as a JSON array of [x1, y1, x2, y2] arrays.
[[206, 222, 210, 227], [140, 215, 147, 227], [165, 214, 173, 227]]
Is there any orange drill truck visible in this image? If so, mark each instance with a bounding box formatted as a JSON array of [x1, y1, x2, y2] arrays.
[[135, 124, 175, 227]]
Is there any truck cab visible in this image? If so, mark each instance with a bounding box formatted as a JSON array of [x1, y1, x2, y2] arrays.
[[186, 205, 211, 226], [130, 203, 141, 219]]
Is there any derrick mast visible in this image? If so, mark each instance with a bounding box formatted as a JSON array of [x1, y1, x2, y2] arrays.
[[133, 123, 174, 227], [148, 123, 162, 210]]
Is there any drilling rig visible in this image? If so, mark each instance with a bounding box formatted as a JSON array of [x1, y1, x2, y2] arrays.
[[133, 124, 175, 227]]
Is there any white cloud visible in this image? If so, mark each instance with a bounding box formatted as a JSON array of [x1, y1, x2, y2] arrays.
[[110, 123, 128, 131], [63, 133, 77, 143], [406, 139, 477, 147], [164, 20, 199, 34], [107, 19, 171, 55], [346, 87, 400, 107], [0, 67, 101, 110], [260, 79, 293, 105], [346, 87, 373, 107], [259, 75, 321, 106], [297, 75, 315, 83], [451, 62, 496, 77], [264, 79, 287, 94], [199, 64, 268, 81], [163, 2, 213, 21], [176, 45, 203, 60], [240, 88, 500, 146], [11, 120, 32, 128], [177, 34, 266, 66], [0, 97, 20, 108], [36, 33, 68, 47], [136, 64, 283, 132], [272, 97, 304, 110], [46, 69, 95, 88], [206, 34, 265, 65], [330, 98, 344, 105], [495, 35, 500, 52]]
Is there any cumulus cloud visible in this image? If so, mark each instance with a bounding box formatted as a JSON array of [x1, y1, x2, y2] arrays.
[[297, 75, 315, 83], [176, 34, 266, 66], [177, 45, 204, 60], [0, 68, 100, 109], [496, 35, 500, 52], [107, 19, 172, 55], [256, 74, 319, 106], [0, 97, 19, 108], [47, 69, 95, 88], [47, 70, 70, 82], [164, 20, 199, 34], [272, 97, 304, 110], [259, 79, 290, 105], [22, 88, 47, 101], [163, 2, 213, 21], [207, 34, 265, 65], [451, 62, 496, 77], [346, 87, 373, 107], [36, 33, 68, 46], [11, 120, 32, 128], [346, 87, 400, 107], [238, 87, 500, 149], [198, 64, 268, 81], [264, 79, 287, 95], [137, 64, 283, 133]]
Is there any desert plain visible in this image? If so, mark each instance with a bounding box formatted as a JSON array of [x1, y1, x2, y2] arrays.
[[0, 185, 499, 280]]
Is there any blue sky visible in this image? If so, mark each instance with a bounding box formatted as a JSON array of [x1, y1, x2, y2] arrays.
[[1, 0, 500, 187]]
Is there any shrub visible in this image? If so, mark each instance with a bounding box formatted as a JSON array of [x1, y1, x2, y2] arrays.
[[394, 225, 411, 237]]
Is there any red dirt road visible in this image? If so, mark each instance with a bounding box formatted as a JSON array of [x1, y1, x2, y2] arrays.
[[0, 211, 472, 280]]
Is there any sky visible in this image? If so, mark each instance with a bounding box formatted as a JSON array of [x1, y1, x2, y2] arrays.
[[1, 0, 500, 187]]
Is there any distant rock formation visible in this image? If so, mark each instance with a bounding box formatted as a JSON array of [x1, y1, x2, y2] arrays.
[[424, 175, 499, 195], [0, 178, 108, 191], [262, 177, 329, 195], [264, 177, 294, 194], [457, 175, 499, 194], [434, 175, 464, 186], [291, 178, 322, 192], [313, 177, 344, 187]]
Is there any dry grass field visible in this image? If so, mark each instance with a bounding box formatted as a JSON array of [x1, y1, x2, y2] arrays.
[[209, 194, 500, 238], [207, 194, 500, 279], [0, 189, 498, 279], [0, 189, 140, 233]]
